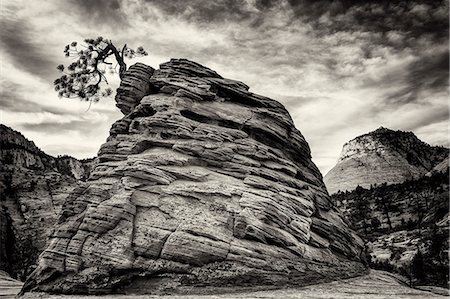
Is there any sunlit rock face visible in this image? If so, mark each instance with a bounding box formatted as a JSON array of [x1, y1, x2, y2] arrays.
[[0, 125, 92, 280], [24, 59, 366, 295], [324, 128, 448, 194]]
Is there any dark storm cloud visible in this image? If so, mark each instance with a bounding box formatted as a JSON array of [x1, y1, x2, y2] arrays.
[[145, 0, 448, 90], [406, 50, 449, 91], [144, 0, 448, 40], [68, 0, 128, 26], [144, 0, 255, 23], [286, 0, 448, 38], [0, 17, 55, 80], [379, 49, 449, 105]]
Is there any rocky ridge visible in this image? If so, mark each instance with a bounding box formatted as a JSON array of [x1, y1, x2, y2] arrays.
[[0, 125, 92, 280], [324, 127, 448, 194], [16, 270, 448, 298], [23, 59, 366, 295], [0, 125, 92, 180]]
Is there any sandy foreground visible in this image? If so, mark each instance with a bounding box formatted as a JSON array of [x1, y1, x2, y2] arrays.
[[2, 270, 447, 299]]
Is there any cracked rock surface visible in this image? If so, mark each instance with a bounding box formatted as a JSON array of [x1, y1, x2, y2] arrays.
[[23, 59, 366, 295]]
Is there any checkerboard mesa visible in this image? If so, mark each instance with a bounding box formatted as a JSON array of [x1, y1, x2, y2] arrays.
[[324, 127, 448, 194]]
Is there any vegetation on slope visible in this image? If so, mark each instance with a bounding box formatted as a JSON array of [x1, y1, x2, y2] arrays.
[[332, 170, 449, 288]]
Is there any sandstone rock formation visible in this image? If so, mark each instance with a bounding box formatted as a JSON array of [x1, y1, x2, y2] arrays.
[[324, 127, 448, 194], [426, 156, 449, 176], [0, 125, 92, 280], [23, 59, 366, 295]]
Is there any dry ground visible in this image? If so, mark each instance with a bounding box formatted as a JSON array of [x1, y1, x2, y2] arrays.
[[2, 270, 447, 299]]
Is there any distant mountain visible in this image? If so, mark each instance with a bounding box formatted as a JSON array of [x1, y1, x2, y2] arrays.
[[325, 127, 449, 288], [427, 156, 449, 176], [324, 127, 448, 194], [0, 124, 93, 180], [0, 124, 93, 280]]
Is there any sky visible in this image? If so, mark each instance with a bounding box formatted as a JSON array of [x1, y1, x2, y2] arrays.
[[0, 0, 448, 174]]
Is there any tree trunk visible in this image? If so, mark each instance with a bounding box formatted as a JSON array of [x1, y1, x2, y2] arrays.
[[383, 202, 393, 231]]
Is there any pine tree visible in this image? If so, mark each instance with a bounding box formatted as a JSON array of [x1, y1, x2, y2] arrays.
[[54, 37, 148, 103]]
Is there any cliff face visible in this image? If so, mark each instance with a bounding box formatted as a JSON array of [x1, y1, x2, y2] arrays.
[[23, 60, 366, 295], [427, 156, 449, 176], [0, 125, 92, 280], [324, 127, 448, 194], [0, 124, 54, 170]]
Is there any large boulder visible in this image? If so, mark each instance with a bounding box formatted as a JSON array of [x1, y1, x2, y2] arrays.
[[23, 59, 366, 295], [324, 127, 448, 194]]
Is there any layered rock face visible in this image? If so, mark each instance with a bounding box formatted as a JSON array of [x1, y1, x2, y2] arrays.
[[0, 125, 92, 280], [324, 127, 448, 194], [24, 59, 366, 295]]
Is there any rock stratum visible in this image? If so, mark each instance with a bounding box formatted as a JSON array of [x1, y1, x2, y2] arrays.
[[23, 59, 366, 295], [0, 125, 92, 281], [324, 127, 448, 194]]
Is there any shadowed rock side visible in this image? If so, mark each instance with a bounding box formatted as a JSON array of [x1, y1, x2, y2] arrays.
[[0, 125, 92, 281], [23, 59, 366, 295], [324, 128, 448, 194]]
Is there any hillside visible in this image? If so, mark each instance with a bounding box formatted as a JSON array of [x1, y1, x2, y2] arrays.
[[331, 170, 449, 288], [324, 127, 448, 194]]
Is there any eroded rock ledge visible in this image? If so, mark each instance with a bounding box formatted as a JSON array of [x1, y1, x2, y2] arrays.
[[0, 125, 92, 280], [23, 59, 366, 295]]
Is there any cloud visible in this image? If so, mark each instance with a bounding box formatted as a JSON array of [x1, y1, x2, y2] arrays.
[[0, 0, 447, 174], [67, 0, 129, 27], [284, 1, 448, 43], [381, 49, 449, 105], [0, 9, 56, 80], [143, 0, 257, 23], [20, 119, 104, 134], [400, 105, 449, 131], [415, 120, 449, 147], [0, 81, 69, 114], [143, 0, 449, 42]]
